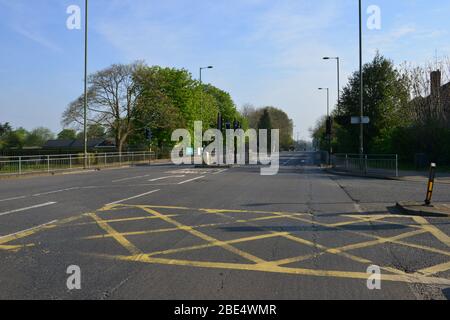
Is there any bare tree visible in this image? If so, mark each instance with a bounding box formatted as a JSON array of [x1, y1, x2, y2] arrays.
[[400, 57, 450, 125], [63, 62, 144, 152]]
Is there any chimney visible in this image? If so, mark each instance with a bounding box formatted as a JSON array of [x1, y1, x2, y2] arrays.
[[430, 70, 441, 98]]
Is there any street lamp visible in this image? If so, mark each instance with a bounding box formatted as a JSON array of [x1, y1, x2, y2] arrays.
[[319, 88, 332, 165], [359, 0, 364, 155], [323, 57, 340, 109], [83, 0, 88, 169], [199, 66, 213, 123]]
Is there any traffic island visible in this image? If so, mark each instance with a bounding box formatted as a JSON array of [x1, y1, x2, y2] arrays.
[[396, 201, 450, 217]]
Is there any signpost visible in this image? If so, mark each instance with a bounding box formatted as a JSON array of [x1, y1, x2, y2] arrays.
[[351, 117, 370, 125]]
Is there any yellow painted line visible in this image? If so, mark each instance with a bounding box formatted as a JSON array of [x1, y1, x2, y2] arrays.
[[72, 214, 180, 227], [0, 244, 35, 251], [147, 232, 289, 258], [141, 207, 267, 264], [263, 209, 449, 258], [413, 216, 450, 247], [82, 214, 301, 241], [418, 261, 450, 276], [88, 213, 141, 256], [95, 253, 450, 286], [0, 221, 58, 245], [331, 229, 428, 253]]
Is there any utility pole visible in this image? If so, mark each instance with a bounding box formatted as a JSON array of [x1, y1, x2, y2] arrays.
[[83, 0, 88, 169]]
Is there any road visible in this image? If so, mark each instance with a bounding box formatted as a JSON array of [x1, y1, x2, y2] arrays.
[[0, 152, 449, 300]]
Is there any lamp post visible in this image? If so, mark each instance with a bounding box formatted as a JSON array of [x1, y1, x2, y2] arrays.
[[319, 87, 331, 165], [359, 0, 364, 155], [323, 56, 340, 108], [83, 0, 88, 169], [199, 66, 213, 123]]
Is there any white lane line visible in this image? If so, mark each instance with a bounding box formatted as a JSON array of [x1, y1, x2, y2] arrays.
[[213, 169, 228, 175], [107, 190, 160, 205], [32, 187, 80, 197], [112, 175, 151, 183], [177, 176, 205, 185], [0, 202, 57, 218], [0, 220, 58, 241], [148, 175, 185, 182], [0, 196, 27, 203]]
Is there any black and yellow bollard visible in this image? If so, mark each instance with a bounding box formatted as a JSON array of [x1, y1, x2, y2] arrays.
[[425, 163, 437, 206]]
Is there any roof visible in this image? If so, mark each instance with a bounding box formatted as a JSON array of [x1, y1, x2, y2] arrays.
[[43, 139, 116, 149]]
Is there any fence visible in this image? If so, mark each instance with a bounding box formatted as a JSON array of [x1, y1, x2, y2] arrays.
[[0, 151, 156, 176], [332, 154, 399, 177]]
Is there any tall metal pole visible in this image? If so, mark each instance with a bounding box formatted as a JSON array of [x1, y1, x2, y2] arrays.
[[327, 88, 331, 165], [359, 0, 364, 155], [83, 0, 88, 168], [337, 57, 340, 107], [199, 68, 203, 122]]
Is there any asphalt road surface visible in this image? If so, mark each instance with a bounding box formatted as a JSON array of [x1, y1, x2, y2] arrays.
[[0, 152, 449, 300]]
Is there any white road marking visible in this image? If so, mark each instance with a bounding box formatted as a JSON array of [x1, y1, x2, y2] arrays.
[[0, 220, 58, 241], [107, 190, 160, 205], [32, 187, 80, 197], [112, 175, 151, 183], [0, 202, 57, 218], [177, 176, 205, 185], [213, 169, 228, 175], [148, 175, 185, 182], [0, 196, 26, 203]]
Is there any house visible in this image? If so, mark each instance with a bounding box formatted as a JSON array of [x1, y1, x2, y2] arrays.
[[410, 70, 450, 123], [42, 139, 116, 153]]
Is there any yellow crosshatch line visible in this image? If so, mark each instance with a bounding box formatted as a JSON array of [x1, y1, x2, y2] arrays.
[[1, 203, 449, 285]]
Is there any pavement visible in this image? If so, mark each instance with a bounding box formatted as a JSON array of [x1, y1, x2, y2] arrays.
[[0, 152, 449, 300]]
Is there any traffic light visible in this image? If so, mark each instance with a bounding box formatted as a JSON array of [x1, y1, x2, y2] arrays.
[[217, 113, 223, 131], [326, 117, 332, 136], [144, 128, 152, 141]]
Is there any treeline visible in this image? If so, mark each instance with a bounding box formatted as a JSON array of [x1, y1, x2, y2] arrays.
[[311, 53, 450, 167], [0, 123, 109, 150], [62, 62, 294, 152], [2, 62, 295, 154], [62, 62, 246, 152]]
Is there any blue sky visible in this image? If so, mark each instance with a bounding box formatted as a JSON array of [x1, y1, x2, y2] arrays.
[[0, 0, 449, 140]]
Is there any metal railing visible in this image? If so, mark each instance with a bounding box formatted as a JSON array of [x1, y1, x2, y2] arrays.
[[332, 153, 399, 177], [0, 151, 156, 176]]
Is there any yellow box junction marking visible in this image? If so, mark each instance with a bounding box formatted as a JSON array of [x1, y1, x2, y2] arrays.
[[2, 203, 449, 285]]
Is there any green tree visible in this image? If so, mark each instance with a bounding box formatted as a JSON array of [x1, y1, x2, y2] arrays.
[[57, 129, 77, 140], [25, 127, 55, 147], [332, 53, 410, 153]]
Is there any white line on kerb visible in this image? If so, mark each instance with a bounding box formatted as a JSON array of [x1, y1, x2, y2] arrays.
[[107, 190, 160, 205], [0, 196, 27, 203], [0, 220, 58, 241], [178, 176, 205, 185], [0, 202, 57, 218]]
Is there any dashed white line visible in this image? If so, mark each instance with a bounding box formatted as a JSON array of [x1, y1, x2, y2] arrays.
[[107, 190, 161, 205], [32, 187, 80, 197], [112, 175, 151, 183], [0, 202, 57, 218], [213, 169, 228, 175], [177, 176, 205, 185], [148, 175, 185, 182], [0, 196, 26, 203]]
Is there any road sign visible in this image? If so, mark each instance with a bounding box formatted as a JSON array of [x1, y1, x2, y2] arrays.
[[351, 116, 370, 124]]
